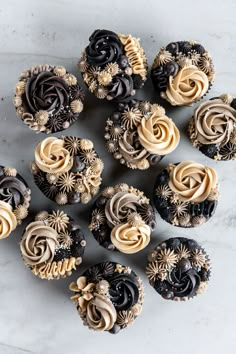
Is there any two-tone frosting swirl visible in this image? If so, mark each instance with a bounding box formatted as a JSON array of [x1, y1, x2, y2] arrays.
[[105, 191, 141, 228], [0, 175, 28, 208], [165, 65, 209, 106], [137, 112, 180, 155], [168, 161, 217, 202], [20, 221, 59, 266], [110, 222, 151, 254], [193, 97, 236, 145], [35, 137, 73, 174]]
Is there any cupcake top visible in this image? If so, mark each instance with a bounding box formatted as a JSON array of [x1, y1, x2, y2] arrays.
[[151, 41, 215, 106], [0, 165, 31, 239], [30, 136, 104, 205], [89, 183, 155, 253], [189, 93, 236, 160], [14, 64, 84, 133], [78, 29, 148, 100], [70, 261, 144, 333], [146, 237, 211, 301], [20, 210, 86, 280], [153, 161, 219, 227], [104, 100, 180, 170]]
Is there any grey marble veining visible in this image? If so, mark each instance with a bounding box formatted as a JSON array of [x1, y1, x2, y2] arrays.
[[0, 0, 236, 353]]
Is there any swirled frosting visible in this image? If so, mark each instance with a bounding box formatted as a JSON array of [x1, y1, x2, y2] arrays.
[[166, 267, 201, 298], [35, 137, 73, 174], [137, 112, 180, 155], [119, 130, 149, 165], [109, 274, 139, 310], [20, 221, 59, 266], [193, 98, 236, 145], [168, 161, 218, 203], [111, 222, 151, 254], [105, 192, 141, 228], [0, 201, 17, 239], [0, 175, 28, 208], [165, 65, 209, 106], [86, 293, 117, 331]]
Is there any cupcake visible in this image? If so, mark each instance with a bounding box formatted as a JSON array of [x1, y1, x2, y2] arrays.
[[69, 261, 144, 333], [151, 41, 215, 106], [30, 136, 104, 205], [78, 29, 148, 100], [14, 64, 84, 133], [153, 161, 219, 227], [89, 183, 155, 253], [146, 237, 211, 301], [20, 210, 86, 280], [104, 100, 180, 169], [0, 165, 31, 240], [189, 93, 236, 160]]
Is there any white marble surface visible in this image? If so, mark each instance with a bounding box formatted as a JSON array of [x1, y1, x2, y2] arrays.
[[0, 0, 236, 353]]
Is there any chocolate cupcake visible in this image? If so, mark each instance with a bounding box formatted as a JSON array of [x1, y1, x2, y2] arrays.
[[69, 261, 144, 333], [104, 100, 180, 169], [20, 210, 86, 280], [89, 183, 155, 253], [153, 161, 219, 227], [146, 237, 211, 301], [78, 29, 148, 100], [30, 136, 104, 205], [0, 165, 31, 240], [189, 93, 236, 160], [151, 41, 215, 106], [13, 64, 84, 133]]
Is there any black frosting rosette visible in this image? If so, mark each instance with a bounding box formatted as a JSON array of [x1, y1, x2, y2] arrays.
[[88, 183, 156, 253], [78, 29, 148, 100], [146, 237, 211, 301], [20, 210, 86, 280], [30, 136, 104, 206], [151, 40, 215, 106], [153, 161, 219, 228], [13, 64, 84, 133], [69, 262, 144, 333], [0, 165, 31, 240], [189, 93, 236, 161]]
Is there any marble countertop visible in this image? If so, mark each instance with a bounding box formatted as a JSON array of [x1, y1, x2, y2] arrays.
[[0, 0, 235, 353]]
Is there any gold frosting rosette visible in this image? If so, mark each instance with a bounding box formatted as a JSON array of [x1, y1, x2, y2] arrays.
[[152, 40, 215, 106]]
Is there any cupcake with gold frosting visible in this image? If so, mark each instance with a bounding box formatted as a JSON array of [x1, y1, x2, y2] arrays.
[[153, 161, 219, 227], [104, 100, 180, 169], [78, 29, 148, 100], [151, 41, 215, 106], [70, 261, 144, 333], [89, 183, 155, 253], [30, 136, 104, 205], [20, 210, 86, 280], [13, 64, 84, 133], [0, 165, 31, 240], [189, 94, 236, 160]]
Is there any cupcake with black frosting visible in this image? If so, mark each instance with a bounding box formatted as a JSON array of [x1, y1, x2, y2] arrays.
[[70, 262, 144, 333], [78, 29, 148, 100], [153, 161, 219, 227], [89, 183, 155, 253], [0, 165, 31, 240], [104, 100, 180, 169], [189, 93, 236, 160], [30, 136, 104, 205], [20, 210, 86, 280], [151, 41, 215, 106], [13, 64, 84, 133], [146, 237, 211, 301]]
